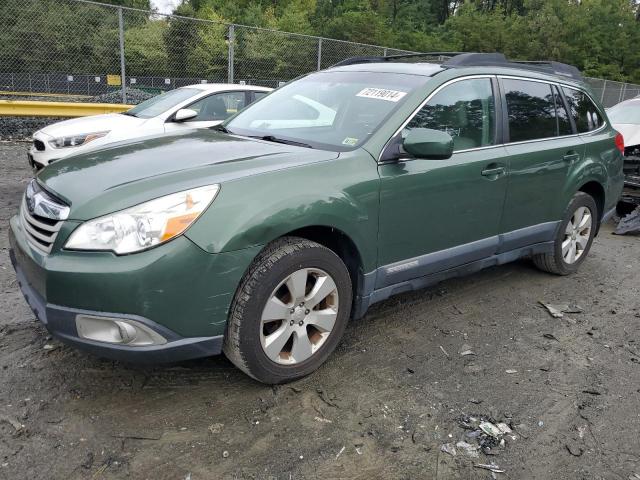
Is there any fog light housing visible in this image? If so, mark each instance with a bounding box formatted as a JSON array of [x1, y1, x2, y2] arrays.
[[75, 315, 167, 346]]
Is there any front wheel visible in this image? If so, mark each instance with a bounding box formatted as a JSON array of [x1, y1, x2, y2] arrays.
[[532, 192, 598, 275], [223, 237, 352, 384]]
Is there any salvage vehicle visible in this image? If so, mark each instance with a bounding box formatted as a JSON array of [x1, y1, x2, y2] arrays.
[[28, 83, 271, 169], [607, 97, 640, 214], [10, 53, 624, 383]]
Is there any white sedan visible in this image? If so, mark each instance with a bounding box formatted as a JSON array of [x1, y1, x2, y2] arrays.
[[29, 83, 271, 169]]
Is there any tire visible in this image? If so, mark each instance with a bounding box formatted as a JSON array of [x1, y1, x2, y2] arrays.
[[223, 236, 352, 384], [532, 192, 598, 275]]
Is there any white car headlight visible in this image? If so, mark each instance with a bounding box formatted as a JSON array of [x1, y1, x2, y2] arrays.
[[65, 185, 220, 254], [49, 131, 109, 149]]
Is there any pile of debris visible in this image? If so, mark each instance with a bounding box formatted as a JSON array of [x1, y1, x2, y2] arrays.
[[441, 415, 520, 476], [614, 206, 640, 235]]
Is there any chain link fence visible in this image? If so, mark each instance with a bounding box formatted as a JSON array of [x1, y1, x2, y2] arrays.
[[0, 0, 416, 102], [584, 77, 640, 108], [1, 0, 638, 107]]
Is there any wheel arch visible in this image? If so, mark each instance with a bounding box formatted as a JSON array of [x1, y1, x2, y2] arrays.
[[578, 180, 605, 221], [279, 225, 366, 310]]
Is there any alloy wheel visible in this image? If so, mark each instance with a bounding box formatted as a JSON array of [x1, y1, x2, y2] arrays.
[[260, 268, 339, 365], [562, 206, 592, 264]]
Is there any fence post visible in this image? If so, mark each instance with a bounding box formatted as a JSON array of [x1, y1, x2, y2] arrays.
[[383, 48, 388, 57], [117, 7, 127, 103], [227, 24, 235, 84], [317, 38, 322, 71], [600, 79, 607, 103], [619, 83, 627, 103]]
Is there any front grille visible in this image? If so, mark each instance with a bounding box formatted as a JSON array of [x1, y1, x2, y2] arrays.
[[20, 197, 63, 254], [33, 139, 46, 151]]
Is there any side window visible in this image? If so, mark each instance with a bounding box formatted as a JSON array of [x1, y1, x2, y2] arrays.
[[253, 91, 269, 101], [404, 78, 496, 152], [188, 92, 246, 121], [503, 79, 556, 142], [562, 87, 603, 133], [554, 86, 573, 135]]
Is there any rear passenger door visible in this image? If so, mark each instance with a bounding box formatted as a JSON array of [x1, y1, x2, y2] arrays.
[[498, 77, 584, 250]]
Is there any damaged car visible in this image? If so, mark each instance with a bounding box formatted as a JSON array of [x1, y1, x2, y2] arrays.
[[9, 52, 624, 383], [608, 97, 640, 215]]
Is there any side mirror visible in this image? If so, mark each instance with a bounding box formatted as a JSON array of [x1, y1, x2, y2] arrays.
[[173, 108, 198, 122], [402, 128, 454, 160]]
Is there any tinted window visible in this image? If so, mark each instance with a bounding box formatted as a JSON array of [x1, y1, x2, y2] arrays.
[[253, 91, 269, 101], [189, 92, 246, 121], [562, 87, 603, 133], [554, 86, 573, 135], [404, 78, 496, 151], [504, 79, 556, 142]]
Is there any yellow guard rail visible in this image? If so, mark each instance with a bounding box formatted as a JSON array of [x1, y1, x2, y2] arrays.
[[0, 100, 133, 117]]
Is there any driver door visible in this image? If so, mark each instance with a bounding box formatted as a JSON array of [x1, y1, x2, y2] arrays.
[[376, 76, 509, 287]]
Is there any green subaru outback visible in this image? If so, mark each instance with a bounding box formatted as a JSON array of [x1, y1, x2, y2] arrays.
[[9, 53, 624, 383]]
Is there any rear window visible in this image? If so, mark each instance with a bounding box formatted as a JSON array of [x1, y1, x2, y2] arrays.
[[503, 79, 558, 142], [562, 87, 604, 133]]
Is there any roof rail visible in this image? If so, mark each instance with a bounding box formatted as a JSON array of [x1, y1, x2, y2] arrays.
[[330, 52, 465, 67], [331, 51, 583, 81], [509, 60, 583, 81]]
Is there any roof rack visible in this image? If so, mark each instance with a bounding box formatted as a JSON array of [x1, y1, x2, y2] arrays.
[[331, 52, 465, 67], [331, 52, 583, 81]]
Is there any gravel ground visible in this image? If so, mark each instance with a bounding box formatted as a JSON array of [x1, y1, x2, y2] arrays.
[[1, 142, 639, 479]]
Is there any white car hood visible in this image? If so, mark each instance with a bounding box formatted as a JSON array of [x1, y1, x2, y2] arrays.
[[612, 123, 640, 148], [37, 113, 148, 138]]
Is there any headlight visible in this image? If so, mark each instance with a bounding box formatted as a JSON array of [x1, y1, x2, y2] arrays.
[[65, 185, 220, 254], [48, 131, 109, 149]]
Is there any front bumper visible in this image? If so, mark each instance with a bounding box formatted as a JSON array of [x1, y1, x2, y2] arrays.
[[9, 214, 261, 363], [30, 131, 61, 168], [11, 248, 223, 363]]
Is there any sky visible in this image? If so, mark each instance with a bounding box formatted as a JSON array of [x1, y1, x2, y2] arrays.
[[150, 0, 181, 14]]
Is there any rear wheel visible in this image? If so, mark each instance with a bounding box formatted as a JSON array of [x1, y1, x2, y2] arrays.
[[533, 192, 598, 275], [223, 237, 352, 384]]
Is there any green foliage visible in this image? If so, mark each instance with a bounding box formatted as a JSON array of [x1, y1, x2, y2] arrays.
[[1, 0, 639, 83]]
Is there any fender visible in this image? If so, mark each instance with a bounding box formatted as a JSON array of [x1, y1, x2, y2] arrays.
[[561, 128, 624, 219], [185, 151, 381, 273], [561, 154, 606, 220]]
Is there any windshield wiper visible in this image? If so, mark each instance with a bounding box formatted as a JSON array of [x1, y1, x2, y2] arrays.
[[121, 111, 138, 117], [251, 135, 313, 149], [213, 124, 232, 134]]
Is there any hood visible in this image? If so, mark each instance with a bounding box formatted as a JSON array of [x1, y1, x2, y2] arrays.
[[612, 123, 640, 148], [37, 113, 147, 138], [37, 129, 339, 220]]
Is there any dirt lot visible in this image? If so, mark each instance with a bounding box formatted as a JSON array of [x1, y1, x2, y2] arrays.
[[0, 141, 639, 480]]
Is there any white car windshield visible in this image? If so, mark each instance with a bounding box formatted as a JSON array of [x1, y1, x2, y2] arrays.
[[124, 88, 200, 119], [224, 71, 428, 151], [608, 103, 640, 125]]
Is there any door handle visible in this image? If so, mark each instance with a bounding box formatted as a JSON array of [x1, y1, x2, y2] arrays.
[[481, 166, 506, 177], [563, 152, 580, 164]]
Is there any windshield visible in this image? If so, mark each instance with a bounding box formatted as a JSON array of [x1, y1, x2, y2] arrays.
[[125, 88, 200, 119], [608, 102, 640, 125], [224, 71, 428, 150]]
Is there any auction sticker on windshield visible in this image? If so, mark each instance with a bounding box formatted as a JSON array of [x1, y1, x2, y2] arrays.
[[356, 88, 407, 102]]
